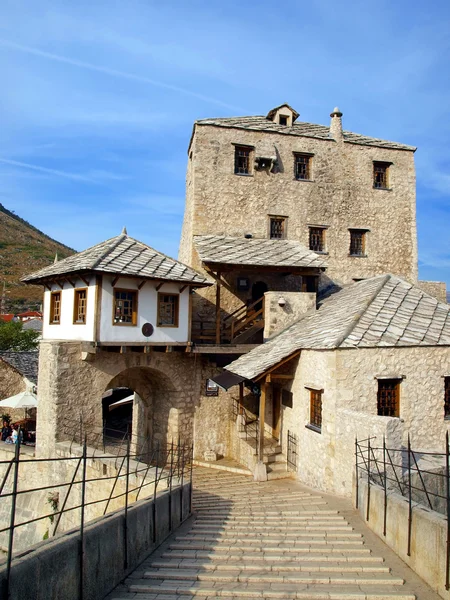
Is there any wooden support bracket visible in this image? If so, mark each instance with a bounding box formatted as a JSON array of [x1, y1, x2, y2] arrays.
[[138, 280, 147, 290], [155, 282, 164, 291], [112, 276, 120, 287], [179, 285, 188, 293]]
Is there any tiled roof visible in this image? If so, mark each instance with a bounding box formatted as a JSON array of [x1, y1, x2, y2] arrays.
[[226, 275, 450, 381], [22, 233, 211, 286], [22, 319, 43, 332], [0, 351, 39, 384], [196, 116, 416, 152], [194, 235, 327, 269]]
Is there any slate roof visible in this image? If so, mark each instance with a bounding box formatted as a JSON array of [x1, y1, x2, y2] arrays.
[[195, 116, 416, 152], [22, 319, 43, 333], [225, 275, 450, 381], [0, 351, 39, 384], [22, 233, 211, 286], [194, 235, 328, 269]]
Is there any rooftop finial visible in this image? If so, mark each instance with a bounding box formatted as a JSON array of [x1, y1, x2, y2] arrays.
[[54, 252, 58, 263], [330, 107, 343, 118], [122, 227, 127, 235]]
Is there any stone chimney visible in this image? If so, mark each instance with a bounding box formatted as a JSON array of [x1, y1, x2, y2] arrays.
[[263, 291, 317, 339], [330, 107, 343, 142]]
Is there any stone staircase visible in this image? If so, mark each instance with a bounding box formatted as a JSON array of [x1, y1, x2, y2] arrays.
[[106, 467, 437, 600]]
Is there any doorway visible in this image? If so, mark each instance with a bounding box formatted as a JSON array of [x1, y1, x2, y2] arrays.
[[251, 281, 268, 312]]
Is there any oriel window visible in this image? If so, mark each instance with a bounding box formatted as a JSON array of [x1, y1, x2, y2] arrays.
[[234, 145, 253, 175], [377, 379, 400, 417], [309, 227, 325, 252], [158, 293, 179, 327], [445, 377, 450, 418], [309, 388, 322, 430], [294, 154, 311, 180], [50, 291, 61, 324], [113, 289, 137, 325], [373, 162, 390, 189], [349, 230, 366, 256], [270, 217, 286, 239], [73, 289, 87, 324]]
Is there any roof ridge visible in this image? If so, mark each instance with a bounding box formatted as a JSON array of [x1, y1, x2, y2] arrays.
[[335, 275, 391, 348], [90, 233, 127, 270]]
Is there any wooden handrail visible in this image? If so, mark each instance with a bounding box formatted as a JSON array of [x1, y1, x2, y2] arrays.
[[223, 295, 265, 323], [232, 306, 264, 338]]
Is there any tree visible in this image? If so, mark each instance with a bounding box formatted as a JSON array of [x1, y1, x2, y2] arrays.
[[0, 320, 40, 351]]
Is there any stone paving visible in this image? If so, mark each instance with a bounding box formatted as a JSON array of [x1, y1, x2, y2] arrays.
[[105, 466, 440, 600]]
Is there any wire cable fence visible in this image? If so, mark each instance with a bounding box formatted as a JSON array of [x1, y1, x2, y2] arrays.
[[355, 432, 450, 590], [0, 422, 193, 600]]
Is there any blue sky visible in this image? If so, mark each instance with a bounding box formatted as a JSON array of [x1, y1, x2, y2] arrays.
[[0, 0, 449, 285]]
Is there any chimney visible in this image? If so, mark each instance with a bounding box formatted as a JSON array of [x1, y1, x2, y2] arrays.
[[330, 107, 343, 142]]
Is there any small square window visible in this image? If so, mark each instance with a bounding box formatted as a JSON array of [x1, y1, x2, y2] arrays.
[[205, 379, 219, 396], [308, 388, 322, 430], [373, 162, 390, 189], [237, 277, 250, 291], [377, 379, 400, 417], [349, 230, 366, 256], [73, 289, 87, 324], [50, 291, 61, 324], [294, 154, 312, 180], [158, 293, 179, 327], [445, 378, 450, 418], [309, 227, 325, 252], [270, 217, 286, 240], [113, 289, 137, 325], [234, 145, 253, 175], [279, 115, 288, 126]]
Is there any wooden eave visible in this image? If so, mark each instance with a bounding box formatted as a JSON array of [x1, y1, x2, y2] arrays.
[[203, 262, 322, 276]]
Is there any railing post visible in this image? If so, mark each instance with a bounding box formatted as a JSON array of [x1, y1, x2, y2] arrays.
[[3, 428, 22, 600], [407, 434, 412, 557], [383, 435, 387, 537], [366, 437, 371, 521], [169, 439, 174, 531], [153, 440, 159, 544], [79, 436, 87, 600], [446, 431, 450, 591], [355, 437, 359, 510], [124, 434, 130, 570], [180, 442, 185, 521], [189, 444, 194, 514]]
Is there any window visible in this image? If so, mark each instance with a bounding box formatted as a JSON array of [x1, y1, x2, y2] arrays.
[[445, 378, 450, 418], [308, 388, 322, 430], [158, 293, 179, 327], [50, 292, 61, 324], [234, 145, 253, 175], [349, 230, 366, 256], [294, 153, 312, 180], [113, 289, 137, 325], [270, 217, 286, 239], [373, 162, 390, 189], [279, 114, 288, 126], [73, 289, 87, 324], [309, 227, 325, 252], [377, 379, 400, 417]]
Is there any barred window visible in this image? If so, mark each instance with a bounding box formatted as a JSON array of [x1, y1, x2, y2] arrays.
[[377, 379, 400, 417], [270, 217, 286, 239], [73, 289, 87, 324], [373, 162, 390, 189], [349, 230, 366, 256], [294, 154, 311, 180], [445, 377, 450, 418], [309, 227, 325, 252], [50, 292, 61, 324], [113, 289, 137, 325], [234, 145, 253, 175], [309, 389, 322, 430], [158, 293, 179, 327]]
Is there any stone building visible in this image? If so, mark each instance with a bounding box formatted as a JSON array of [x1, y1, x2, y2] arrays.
[[0, 351, 38, 422]]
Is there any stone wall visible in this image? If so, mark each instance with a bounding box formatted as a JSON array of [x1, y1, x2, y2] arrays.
[[417, 280, 447, 303], [179, 120, 418, 290], [263, 291, 316, 338], [0, 362, 35, 422]]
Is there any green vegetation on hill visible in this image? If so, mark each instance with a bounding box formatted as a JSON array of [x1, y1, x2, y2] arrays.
[[0, 203, 75, 312]]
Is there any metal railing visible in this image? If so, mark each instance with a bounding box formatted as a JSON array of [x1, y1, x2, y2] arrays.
[[0, 424, 193, 600], [233, 398, 259, 457], [355, 433, 450, 589], [287, 430, 298, 472]]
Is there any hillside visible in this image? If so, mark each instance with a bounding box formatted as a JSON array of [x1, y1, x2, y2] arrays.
[[0, 204, 74, 312]]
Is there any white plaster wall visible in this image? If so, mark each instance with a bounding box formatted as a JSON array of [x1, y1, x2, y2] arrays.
[[99, 275, 190, 343], [42, 277, 96, 341]]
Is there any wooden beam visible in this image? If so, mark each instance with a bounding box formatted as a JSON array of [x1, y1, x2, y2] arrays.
[[80, 275, 90, 287], [138, 280, 146, 290], [254, 350, 301, 382], [258, 379, 267, 460], [215, 279, 221, 344], [179, 285, 188, 293], [111, 276, 120, 287], [65, 277, 75, 288], [44, 283, 52, 291], [155, 282, 164, 291], [270, 374, 294, 380]]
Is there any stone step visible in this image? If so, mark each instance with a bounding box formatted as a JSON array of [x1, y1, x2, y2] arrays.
[[192, 522, 352, 530], [127, 582, 415, 599], [161, 550, 385, 563], [169, 542, 372, 554], [177, 536, 364, 545], [193, 515, 345, 523], [149, 559, 391, 573]]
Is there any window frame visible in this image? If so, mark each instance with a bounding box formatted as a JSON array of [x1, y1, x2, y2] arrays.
[[279, 114, 289, 126], [269, 216, 287, 240], [306, 387, 323, 432], [294, 152, 313, 181], [157, 292, 180, 328], [445, 377, 450, 419], [349, 229, 367, 257], [49, 291, 62, 325], [373, 161, 391, 190], [377, 378, 401, 417], [73, 288, 88, 325], [234, 144, 254, 176], [112, 288, 138, 327], [308, 226, 326, 253]]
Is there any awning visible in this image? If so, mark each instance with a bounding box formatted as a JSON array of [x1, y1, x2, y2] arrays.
[[210, 371, 246, 391]]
